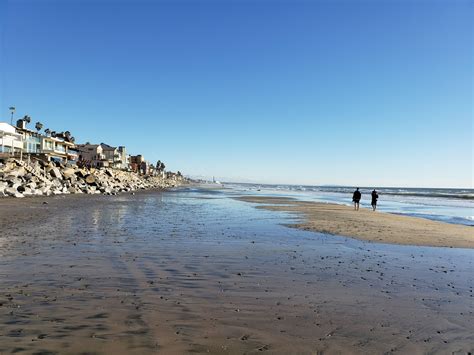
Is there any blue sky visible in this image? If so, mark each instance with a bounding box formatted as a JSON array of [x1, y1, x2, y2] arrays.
[[0, 0, 472, 187]]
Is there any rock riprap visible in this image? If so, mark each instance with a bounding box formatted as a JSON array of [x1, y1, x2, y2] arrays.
[[0, 158, 186, 198]]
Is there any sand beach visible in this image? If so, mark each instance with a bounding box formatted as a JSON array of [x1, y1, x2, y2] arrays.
[[0, 187, 473, 354]]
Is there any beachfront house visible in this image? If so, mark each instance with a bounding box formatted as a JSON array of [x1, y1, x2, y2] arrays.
[[117, 146, 128, 170], [14, 119, 77, 164], [100, 143, 128, 169], [15, 119, 42, 155], [0, 122, 24, 157], [76, 143, 129, 169], [100, 143, 119, 168], [40, 135, 77, 163], [76, 143, 108, 168]]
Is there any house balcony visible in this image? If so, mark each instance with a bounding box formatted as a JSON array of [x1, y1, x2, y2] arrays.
[[0, 137, 23, 151], [42, 147, 68, 157]]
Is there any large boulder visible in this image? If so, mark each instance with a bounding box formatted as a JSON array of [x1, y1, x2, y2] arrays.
[[33, 188, 44, 196], [68, 186, 82, 194], [6, 166, 27, 178], [39, 186, 51, 195], [4, 175, 21, 184], [2, 162, 17, 173], [27, 181, 37, 190], [5, 187, 24, 198], [0, 181, 7, 195], [100, 186, 113, 194], [75, 169, 88, 178], [22, 187, 34, 196], [62, 168, 76, 179], [85, 174, 96, 185], [48, 167, 63, 179], [10, 181, 22, 191]]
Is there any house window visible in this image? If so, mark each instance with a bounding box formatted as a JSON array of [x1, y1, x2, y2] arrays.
[[44, 141, 54, 150]]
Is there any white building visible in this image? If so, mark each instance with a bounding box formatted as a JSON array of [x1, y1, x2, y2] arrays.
[[0, 122, 23, 156]]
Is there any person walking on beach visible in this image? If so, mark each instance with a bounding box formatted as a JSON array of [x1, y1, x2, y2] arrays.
[[371, 189, 379, 211], [352, 188, 361, 210]]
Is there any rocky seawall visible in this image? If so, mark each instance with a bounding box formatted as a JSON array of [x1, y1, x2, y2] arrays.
[[0, 158, 187, 198]]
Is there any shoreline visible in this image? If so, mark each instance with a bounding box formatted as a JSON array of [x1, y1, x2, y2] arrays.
[[236, 196, 474, 249]]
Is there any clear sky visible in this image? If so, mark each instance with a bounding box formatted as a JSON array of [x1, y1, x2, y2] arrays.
[[0, 0, 472, 188]]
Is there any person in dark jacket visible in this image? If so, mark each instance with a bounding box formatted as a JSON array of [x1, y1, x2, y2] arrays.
[[352, 188, 361, 210], [371, 189, 379, 211]]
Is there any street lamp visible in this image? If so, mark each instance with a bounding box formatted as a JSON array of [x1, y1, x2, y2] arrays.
[[9, 106, 15, 125]]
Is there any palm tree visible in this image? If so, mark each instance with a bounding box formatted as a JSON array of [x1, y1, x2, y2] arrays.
[[50, 131, 57, 138], [156, 160, 166, 172], [9, 106, 15, 125], [35, 122, 43, 132], [44, 128, 51, 136], [23, 115, 31, 125]]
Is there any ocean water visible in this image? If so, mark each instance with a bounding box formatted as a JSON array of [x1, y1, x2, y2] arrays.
[[219, 183, 474, 226]]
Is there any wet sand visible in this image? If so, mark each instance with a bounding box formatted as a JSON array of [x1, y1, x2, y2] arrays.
[[0, 189, 473, 354], [236, 196, 474, 249]]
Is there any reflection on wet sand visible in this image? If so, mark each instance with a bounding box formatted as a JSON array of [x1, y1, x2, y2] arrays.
[[0, 188, 473, 354]]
